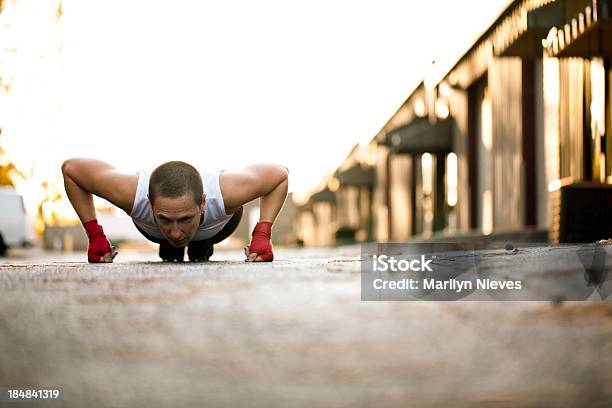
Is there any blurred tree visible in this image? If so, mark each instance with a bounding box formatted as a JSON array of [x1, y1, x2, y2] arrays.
[[0, 162, 17, 187], [0, 129, 27, 186], [0, 128, 19, 187]]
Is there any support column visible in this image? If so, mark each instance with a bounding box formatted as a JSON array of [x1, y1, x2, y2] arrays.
[[433, 154, 447, 232], [410, 154, 418, 236], [522, 60, 536, 226]]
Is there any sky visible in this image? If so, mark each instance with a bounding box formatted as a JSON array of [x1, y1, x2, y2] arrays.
[[0, 0, 512, 214]]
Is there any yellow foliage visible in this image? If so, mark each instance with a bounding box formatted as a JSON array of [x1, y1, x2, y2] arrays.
[[0, 164, 16, 186]]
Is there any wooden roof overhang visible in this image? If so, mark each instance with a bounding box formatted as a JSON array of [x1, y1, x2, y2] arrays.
[[544, 0, 612, 57], [380, 117, 454, 154], [493, 0, 566, 57], [336, 164, 376, 188], [310, 187, 336, 204]]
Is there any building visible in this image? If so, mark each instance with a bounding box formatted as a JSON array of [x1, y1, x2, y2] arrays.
[[298, 0, 612, 246]]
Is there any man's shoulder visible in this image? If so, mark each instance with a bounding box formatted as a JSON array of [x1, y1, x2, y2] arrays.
[[122, 171, 144, 216], [217, 170, 249, 214]]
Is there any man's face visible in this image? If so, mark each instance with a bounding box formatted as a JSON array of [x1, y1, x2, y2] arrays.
[[152, 194, 204, 248]]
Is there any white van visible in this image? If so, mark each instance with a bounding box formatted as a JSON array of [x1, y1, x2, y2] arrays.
[[0, 186, 28, 256]]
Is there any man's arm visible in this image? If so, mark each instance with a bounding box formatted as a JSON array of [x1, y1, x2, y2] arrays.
[[61, 158, 137, 262], [62, 158, 137, 219], [220, 164, 289, 262], [220, 163, 289, 222]]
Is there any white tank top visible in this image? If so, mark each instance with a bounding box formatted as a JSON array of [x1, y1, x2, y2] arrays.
[[130, 168, 233, 241]]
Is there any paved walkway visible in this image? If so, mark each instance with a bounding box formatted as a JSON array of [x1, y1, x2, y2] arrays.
[[1, 245, 611, 407]]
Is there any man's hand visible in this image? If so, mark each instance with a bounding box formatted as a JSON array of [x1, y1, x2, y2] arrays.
[[84, 219, 118, 263], [244, 221, 273, 262]]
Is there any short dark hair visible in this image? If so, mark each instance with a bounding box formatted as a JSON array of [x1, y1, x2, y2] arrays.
[[149, 161, 203, 207]]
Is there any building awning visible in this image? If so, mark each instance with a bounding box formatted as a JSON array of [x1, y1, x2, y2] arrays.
[[493, 0, 566, 57], [544, 0, 612, 57], [310, 187, 336, 204], [336, 164, 375, 187], [298, 201, 313, 212], [381, 117, 454, 154]]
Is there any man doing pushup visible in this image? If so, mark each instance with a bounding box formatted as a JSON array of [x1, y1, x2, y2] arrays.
[[61, 159, 289, 263]]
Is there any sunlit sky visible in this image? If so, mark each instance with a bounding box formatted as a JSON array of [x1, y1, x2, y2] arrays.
[[0, 0, 511, 213]]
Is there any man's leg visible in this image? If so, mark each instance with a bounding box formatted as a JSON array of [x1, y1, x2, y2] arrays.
[[188, 207, 243, 262], [158, 243, 185, 262], [133, 222, 185, 262]]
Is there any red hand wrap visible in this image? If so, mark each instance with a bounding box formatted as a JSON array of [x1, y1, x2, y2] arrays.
[[84, 219, 112, 263], [247, 221, 274, 262]]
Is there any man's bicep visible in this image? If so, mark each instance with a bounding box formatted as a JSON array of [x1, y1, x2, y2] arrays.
[[63, 158, 137, 213], [94, 170, 138, 214], [220, 165, 288, 211], [219, 171, 262, 211]]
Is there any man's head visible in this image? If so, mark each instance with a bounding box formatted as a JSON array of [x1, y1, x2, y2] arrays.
[[149, 161, 205, 248]]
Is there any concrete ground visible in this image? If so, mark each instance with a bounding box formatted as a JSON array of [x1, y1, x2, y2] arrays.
[[1, 244, 612, 407]]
